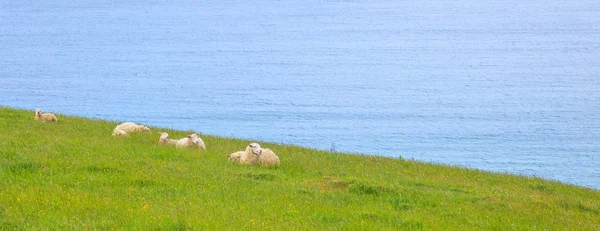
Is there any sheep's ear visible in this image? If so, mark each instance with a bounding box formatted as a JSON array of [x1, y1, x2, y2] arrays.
[[187, 135, 192, 138]]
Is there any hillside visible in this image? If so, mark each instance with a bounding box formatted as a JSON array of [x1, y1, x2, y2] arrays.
[[0, 107, 598, 230]]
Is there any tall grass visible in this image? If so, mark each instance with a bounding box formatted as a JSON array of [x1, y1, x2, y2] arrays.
[[0, 107, 598, 230]]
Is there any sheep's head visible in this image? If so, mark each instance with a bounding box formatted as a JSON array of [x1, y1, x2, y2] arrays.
[[140, 126, 151, 133], [248, 143, 262, 155], [35, 109, 42, 116], [159, 132, 169, 140], [187, 134, 200, 144]]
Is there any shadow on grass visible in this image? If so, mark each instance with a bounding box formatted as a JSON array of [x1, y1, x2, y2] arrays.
[[389, 197, 412, 211], [349, 182, 395, 196], [242, 173, 276, 181], [131, 179, 159, 188], [560, 201, 599, 215], [85, 166, 122, 174], [6, 162, 42, 174]]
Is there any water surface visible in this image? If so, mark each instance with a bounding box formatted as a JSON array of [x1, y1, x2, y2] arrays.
[[1, 0, 599, 189]]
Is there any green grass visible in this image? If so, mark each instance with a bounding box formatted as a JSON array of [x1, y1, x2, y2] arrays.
[[0, 107, 598, 230]]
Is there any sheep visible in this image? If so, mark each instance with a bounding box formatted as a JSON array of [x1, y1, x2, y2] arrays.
[[239, 143, 262, 164], [34, 109, 58, 122], [257, 148, 280, 167], [113, 129, 129, 137], [158, 132, 177, 145], [175, 133, 206, 150], [228, 151, 244, 163], [112, 122, 151, 136], [237, 143, 280, 167]]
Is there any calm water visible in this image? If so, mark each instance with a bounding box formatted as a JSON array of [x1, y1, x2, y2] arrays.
[[1, 1, 599, 189]]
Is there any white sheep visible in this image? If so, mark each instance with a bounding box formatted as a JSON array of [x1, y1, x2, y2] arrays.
[[238, 143, 280, 167], [175, 133, 206, 150], [34, 109, 58, 122], [257, 148, 280, 167], [113, 129, 129, 136], [228, 151, 244, 163], [158, 132, 177, 145], [112, 122, 151, 136]]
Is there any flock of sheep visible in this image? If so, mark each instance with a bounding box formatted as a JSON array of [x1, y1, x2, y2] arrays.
[[34, 109, 280, 167]]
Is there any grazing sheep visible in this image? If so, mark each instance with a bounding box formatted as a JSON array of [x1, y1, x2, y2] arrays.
[[228, 151, 244, 163], [112, 122, 151, 136], [34, 109, 58, 122], [238, 143, 280, 167], [158, 132, 177, 145], [175, 133, 206, 150]]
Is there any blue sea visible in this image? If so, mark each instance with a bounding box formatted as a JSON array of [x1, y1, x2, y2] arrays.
[[1, 0, 599, 189]]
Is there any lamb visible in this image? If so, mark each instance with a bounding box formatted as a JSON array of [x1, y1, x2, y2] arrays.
[[227, 151, 244, 164], [237, 143, 280, 167], [112, 122, 151, 136], [175, 133, 206, 150], [158, 132, 177, 145], [34, 109, 58, 122]]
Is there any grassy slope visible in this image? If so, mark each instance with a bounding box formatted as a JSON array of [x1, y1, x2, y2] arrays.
[[0, 107, 598, 230]]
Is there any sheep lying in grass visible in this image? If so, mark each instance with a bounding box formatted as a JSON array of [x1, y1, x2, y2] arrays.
[[34, 109, 58, 122], [158, 132, 177, 145], [175, 133, 206, 150], [234, 143, 280, 167], [112, 122, 151, 136], [113, 129, 128, 136], [228, 151, 244, 164]]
